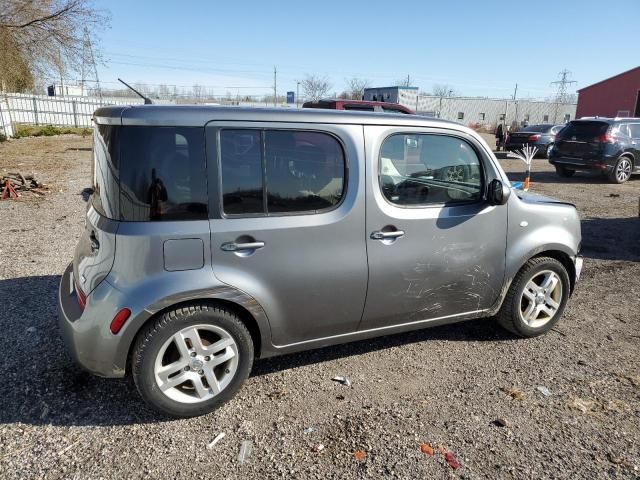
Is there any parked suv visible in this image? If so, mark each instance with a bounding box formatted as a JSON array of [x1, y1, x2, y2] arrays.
[[59, 106, 582, 417], [549, 118, 640, 183], [504, 124, 563, 158]]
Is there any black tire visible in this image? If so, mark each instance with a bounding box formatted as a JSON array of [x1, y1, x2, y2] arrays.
[[496, 256, 570, 337], [607, 156, 633, 184], [555, 165, 575, 177], [131, 303, 254, 417]]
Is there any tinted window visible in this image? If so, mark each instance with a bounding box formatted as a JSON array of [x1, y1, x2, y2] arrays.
[[265, 131, 344, 213], [220, 129, 345, 215], [91, 125, 120, 219], [558, 121, 609, 140], [628, 124, 640, 138], [379, 134, 482, 206], [343, 104, 374, 111], [119, 127, 207, 221], [220, 130, 264, 215]]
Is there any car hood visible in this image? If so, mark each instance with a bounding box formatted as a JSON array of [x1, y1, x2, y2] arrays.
[[515, 190, 576, 208]]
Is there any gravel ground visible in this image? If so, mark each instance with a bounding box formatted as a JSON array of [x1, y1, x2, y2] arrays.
[[0, 135, 639, 479]]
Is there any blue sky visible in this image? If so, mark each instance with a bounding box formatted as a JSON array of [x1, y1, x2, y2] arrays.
[[91, 0, 640, 99]]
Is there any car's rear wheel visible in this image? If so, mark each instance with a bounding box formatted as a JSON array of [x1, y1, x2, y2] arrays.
[[132, 303, 253, 417], [555, 165, 575, 177], [496, 256, 570, 337], [608, 156, 632, 184]]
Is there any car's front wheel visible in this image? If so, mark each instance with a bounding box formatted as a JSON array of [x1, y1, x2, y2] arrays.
[[496, 256, 570, 337], [555, 165, 575, 177], [608, 156, 632, 184], [131, 303, 254, 417]]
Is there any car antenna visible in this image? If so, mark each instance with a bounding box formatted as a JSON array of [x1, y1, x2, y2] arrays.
[[118, 78, 153, 104]]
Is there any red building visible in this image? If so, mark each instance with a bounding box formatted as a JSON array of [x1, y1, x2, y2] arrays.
[[576, 66, 640, 118]]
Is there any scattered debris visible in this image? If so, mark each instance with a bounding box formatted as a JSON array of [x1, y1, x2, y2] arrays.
[[606, 334, 614, 341], [444, 451, 462, 469], [336, 394, 345, 401], [536, 386, 552, 397], [207, 432, 226, 450], [26, 326, 36, 333], [608, 193, 620, 197], [419, 443, 434, 456], [607, 452, 632, 468], [492, 418, 509, 427], [437, 445, 447, 455], [267, 390, 287, 399], [57, 440, 80, 456], [238, 440, 252, 464], [311, 443, 325, 453], [331, 376, 351, 387], [303, 427, 314, 434], [1, 172, 48, 198], [577, 360, 588, 366], [501, 387, 525, 401], [352, 450, 367, 461], [568, 397, 595, 413]]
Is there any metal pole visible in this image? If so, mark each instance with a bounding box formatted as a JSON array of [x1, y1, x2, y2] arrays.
[[513, 83, 518, 127], [273, 66, 277, 107], [296, 81, 300, 108], [32, 97, 39, 125]]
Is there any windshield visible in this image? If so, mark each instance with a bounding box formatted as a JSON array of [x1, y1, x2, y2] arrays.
[[557, 121, 609, 140]]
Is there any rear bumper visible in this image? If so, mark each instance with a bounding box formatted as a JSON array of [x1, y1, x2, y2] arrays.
[[58, 262, 128, 378], [548, 155, 614, 172]]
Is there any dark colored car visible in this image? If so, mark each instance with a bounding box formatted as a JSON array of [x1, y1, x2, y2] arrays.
[[302, 99, 414, 114], [505, 124, 564, 158], [549, 118, 640, 183]]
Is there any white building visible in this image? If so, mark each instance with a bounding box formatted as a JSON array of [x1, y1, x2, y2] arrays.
[[364, 86, 577, 127]]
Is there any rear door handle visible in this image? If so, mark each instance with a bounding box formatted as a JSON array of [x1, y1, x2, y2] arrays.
[[370, 230, 405, 240], [221, 241, 265, 252]]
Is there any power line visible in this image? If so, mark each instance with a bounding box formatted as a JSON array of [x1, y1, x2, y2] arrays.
[[551, 69, 577, 122]]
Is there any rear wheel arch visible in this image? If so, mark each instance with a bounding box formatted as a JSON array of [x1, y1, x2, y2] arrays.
[[126, 298, 263, 375]]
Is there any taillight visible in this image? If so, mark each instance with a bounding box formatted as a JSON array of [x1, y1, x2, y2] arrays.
[[596, 133, 614, 143], [110, 308, 132, 334], [75, 280, 86, 310], [528, 134, 541, 141]]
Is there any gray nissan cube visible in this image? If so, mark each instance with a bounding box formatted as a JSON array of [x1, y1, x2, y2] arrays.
[[58, 106, 583, 417]]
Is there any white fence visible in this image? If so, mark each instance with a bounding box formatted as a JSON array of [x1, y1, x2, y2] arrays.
[[0, 93, 144, 137]]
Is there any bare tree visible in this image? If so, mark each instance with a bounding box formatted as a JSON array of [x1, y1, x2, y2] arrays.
[[432, 84, 457, 97], [192, 84, 203, 100], [300, 74, 332, 102], [345, 77, 370, 100], [0, 0, 109, 90]]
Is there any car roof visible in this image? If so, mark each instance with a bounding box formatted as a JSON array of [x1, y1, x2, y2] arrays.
[[574, 117, 640, 124], [94, 104, 461, 129]]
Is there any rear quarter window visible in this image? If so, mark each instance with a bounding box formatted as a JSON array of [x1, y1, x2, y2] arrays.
[[119, 126, 208, 221], [91, 125, 120, 219]]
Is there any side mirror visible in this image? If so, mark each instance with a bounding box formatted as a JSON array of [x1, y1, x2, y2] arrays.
[[488, 179, 511, 206]]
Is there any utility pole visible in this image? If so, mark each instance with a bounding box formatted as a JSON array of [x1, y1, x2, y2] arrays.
[[513, 83, 519, 127], [296, 81, 300, 108], [551, 69, 576, 123], [407, 74, 410, 87], [273, 66, 277, 107]]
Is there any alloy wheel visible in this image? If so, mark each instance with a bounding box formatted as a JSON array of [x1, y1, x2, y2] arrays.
[[616, 158, 632, 182], [153, 324, 239, 404], [519, 270, 563, 329]]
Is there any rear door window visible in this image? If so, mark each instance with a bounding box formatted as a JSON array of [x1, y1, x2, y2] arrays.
[[628, 124, 640, 138], [119, 127, 208, 221], [220, 129, 345, 215], [91, 125, 120, 219]]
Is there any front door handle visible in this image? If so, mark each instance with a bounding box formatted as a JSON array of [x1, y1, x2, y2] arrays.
[[370, 230, 405, 240], [221, 241, 265, 252]]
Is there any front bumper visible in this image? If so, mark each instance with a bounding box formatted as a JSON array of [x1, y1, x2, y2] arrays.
[[58, 262, 128, 378]]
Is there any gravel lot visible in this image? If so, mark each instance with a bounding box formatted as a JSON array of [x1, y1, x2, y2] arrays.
[[1, 135, 639, 479]]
